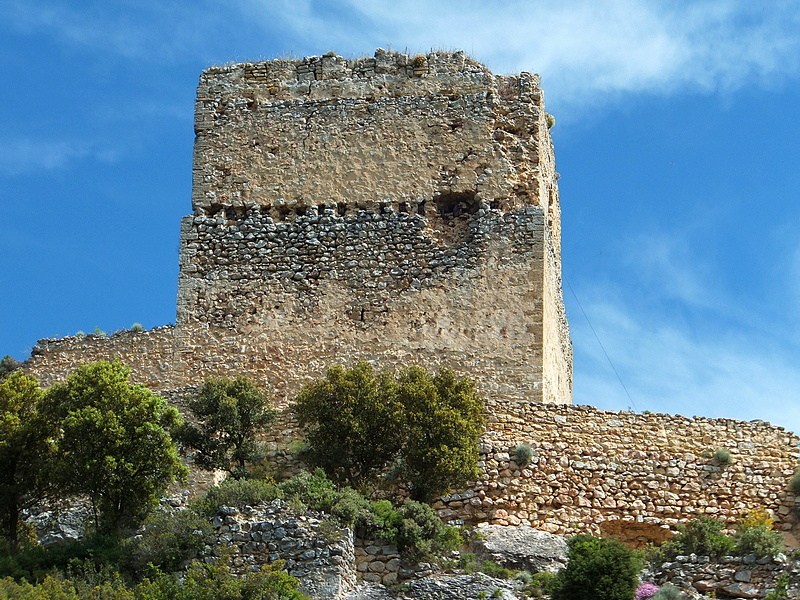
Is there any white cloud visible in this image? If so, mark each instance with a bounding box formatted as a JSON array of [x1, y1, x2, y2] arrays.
[[0, 138, 117, 176], [238, 0, 800, 113]]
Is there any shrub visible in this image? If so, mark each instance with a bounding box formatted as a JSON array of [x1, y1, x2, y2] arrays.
[[522, 571, 556, 598], [550, 535, 643, 600], [456, 553, 516, 579], [0, 356, 21, 379], [513, 445, 534, 467], [370, 499, 461, 560], [764, 574, 790, 600], [130, 323, 144, 332], [651, 584, 682, 600], [660, 516, 734, 558], [126, 508, 212, 576], [196, 478, 281, 517], [789, 468, 800, 495], [713, 447, 732, 466], [733, 522, 783, 559]]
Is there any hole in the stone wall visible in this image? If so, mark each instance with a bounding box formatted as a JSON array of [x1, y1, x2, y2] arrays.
[[337, 203, 347, 217], [418, 200, 426, 216], [295, 206, 307, 217], [490, 200, 500, 210], [317, 203, 327, 213], [434, 191, 478, 217], [360, 307, 366, 322], [276, 206, 292, 221], [399, 202, 408, 213]]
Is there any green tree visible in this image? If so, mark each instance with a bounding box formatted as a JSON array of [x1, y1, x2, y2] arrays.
[[551, 535, 643, 600], [0, 356, 21, 380], [295, 362, 485, 500], [294, 362, 405, 489], [0, 372, 56, 550], [45, 361, 186, 535], [177, 376, 275, 480], [396, 366, 484, 501]]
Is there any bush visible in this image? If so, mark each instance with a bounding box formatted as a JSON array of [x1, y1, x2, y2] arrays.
[[513, 445, 534, 467], [733, 522, 783, 559], [660, 516, 734, 558], [0, 356, 21, 379], [457, 553, 516, 579], [0, 557, 310, 600], [651, 584, 682, 600], [126, 509, 213, 576], [522, 571, 556, 598], [371, 499, 461, 560], [0, 534, 125, 582], [196, 478, 281, 517], [713, 447, 732, 466], [550, 535, 643, 600]]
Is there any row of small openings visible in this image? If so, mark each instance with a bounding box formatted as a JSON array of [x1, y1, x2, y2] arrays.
[[199, 192, 491, 222]]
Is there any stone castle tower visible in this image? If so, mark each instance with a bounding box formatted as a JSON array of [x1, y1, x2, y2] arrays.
[[25, 49, 571, 406], [175, 49, 572, 404]]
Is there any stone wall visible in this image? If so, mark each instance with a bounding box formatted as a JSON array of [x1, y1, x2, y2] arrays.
[[22, 326, 177, 388], [650, 554, 800, 598], [200, 500, 357, 599], [436, 403, 800, 546]]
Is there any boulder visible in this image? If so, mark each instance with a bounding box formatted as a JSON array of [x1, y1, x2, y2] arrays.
[[474, 524, 568, 573]]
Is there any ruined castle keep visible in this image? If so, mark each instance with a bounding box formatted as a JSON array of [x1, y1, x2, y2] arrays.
[[22, 50, 800, 545], [175, 49, 572, 405], [28, 49, 572, 406]]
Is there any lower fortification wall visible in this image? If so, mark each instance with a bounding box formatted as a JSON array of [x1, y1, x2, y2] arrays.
[[22, 340, 800, 548], [437, 403, 800, 547], [22, 326, 177, 388]]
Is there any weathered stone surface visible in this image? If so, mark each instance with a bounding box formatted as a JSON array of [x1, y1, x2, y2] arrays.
[[650, 555, 800, 599], [197, 499, 356, 600], [26, 504, 92, 547], [397, 573, 520, 600], [474, 524, 567, 573]]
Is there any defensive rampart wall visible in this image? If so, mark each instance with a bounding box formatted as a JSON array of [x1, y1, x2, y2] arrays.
[[438, 403, 800, 547]]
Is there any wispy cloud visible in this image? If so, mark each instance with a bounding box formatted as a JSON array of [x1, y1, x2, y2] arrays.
[[571, 289, 800, 434], [0, 138, 118, 176], [0, 0, 215, 63], [237, 0, 800, 113], [569, 222, 800, 434]]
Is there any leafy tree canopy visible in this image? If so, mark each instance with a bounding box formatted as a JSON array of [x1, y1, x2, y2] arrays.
[[0, 371, 55, 550], [45, 361, 186, 534], [551, 535, 643, 600], [177, 376, 275, 480], [295, 362, 485, 501], [294, 362, 404, 490]]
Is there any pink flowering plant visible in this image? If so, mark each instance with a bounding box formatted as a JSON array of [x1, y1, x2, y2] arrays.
[[635, 582, 660, 600]]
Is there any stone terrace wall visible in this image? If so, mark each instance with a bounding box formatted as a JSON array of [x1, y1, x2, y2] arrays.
[[436, 403, 800, 547], [650, 554, 800, 598]]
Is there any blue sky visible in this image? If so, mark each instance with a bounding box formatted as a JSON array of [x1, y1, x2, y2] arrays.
[[3, 0, 800, 433]]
